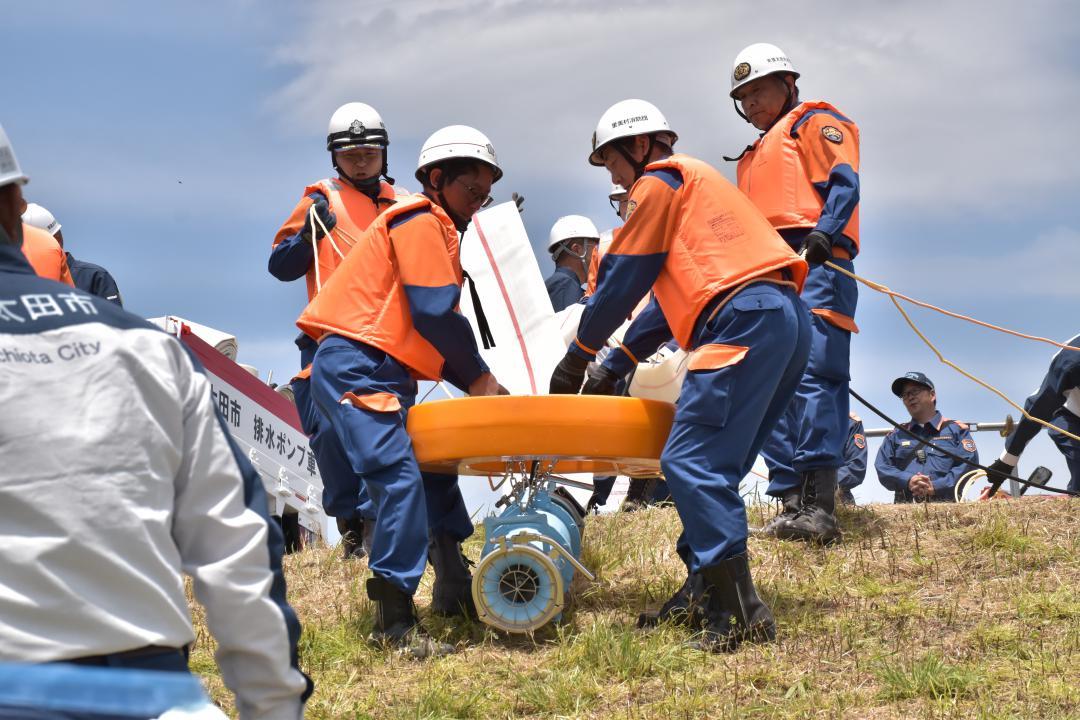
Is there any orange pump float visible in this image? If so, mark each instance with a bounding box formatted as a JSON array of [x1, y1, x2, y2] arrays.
[[407, 396, 674, 632]]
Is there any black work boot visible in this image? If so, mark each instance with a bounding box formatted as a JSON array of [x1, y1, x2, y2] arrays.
[[776, 469, 842, 544], [622, 478, 658, 512], [428, 533, 477, 619], [755, 488, 801, 537], [337, 517, 368, 560], [366, 576, 455, 658], [687, 553, 776, 653], [637, 572, 705, 628], [361, 517, 375, 557], [837, 487, 856, 506]]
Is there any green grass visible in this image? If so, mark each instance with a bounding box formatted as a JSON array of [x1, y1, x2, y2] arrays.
[[189, 499, 1080, 719], [875, 652, 984, 701]]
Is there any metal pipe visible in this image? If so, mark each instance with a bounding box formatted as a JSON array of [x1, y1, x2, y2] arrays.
[[863, 415, 1014, 438]]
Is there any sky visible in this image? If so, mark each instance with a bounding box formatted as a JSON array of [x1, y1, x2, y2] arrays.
[[5, 0, 1079, 504]]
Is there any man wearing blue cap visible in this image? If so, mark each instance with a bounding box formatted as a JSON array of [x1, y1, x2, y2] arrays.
[[875, 372, 979, 502]]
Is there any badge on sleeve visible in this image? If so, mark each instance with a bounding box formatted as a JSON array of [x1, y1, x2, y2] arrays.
[[822, 126, 844, 144], [854, 433, 866, 449], [962, 438, 976, 452], [625, 199, 638, 219]]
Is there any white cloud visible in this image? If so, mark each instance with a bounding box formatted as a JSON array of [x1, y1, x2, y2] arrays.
[[270, 0, 1080, 219], [920, 226, 1080, 299]]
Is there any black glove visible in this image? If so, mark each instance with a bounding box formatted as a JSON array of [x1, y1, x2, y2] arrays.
[[512, 192, 525, 214], [799, 230, 832, 265], [985, 459, 1016, 494], [304, 192, 337, 236], [549, 352, 589, 394], [582, 363, 621, 396]]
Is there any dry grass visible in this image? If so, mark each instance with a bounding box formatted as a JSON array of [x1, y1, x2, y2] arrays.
[[190, 499, 1080, 719]]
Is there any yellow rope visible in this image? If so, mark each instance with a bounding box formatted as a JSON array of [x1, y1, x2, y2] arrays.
[[825, 260, 1080, 444], [826, 261, 1080, 353]]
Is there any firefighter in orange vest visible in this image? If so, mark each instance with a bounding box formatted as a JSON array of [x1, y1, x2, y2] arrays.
[[727, 43, 861, 544], [23, 202, 120, 303], [270, 103, 398, 558], [0, 126, 72, 286], [550, 99, 810, 652], [20, 222, 74, 286], [297, 125, 507, 656]]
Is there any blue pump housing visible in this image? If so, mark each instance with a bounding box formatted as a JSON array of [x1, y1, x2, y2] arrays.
[[473, 488, 587, 633]]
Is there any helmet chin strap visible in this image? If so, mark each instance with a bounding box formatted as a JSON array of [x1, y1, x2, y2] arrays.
[[727, 79, 798, 161], [613, 135, 657, 185], [333, 147, 394, 198], [733, 77, 798, 130], [423, 189, 472, 234]]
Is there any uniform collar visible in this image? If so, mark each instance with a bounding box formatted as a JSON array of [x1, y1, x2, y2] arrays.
[[554, 266, 578, 281], [908, 411, 944, 432], [0, 243, 35, 275]]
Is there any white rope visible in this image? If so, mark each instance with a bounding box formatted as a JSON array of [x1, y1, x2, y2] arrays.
[[306, 203, 352, 292], [307, 205, 324, 293], [955, 469, 987, 503]]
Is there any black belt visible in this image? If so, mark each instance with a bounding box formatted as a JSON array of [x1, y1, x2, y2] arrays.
[[59, 645, 188, 667]]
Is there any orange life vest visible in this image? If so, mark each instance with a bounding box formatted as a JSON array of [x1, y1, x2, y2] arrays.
[[736, 101, 860, 249], [296, 195, 462, 381], [21, 224, 74, 286], [585, 230, 614, 297], [272, 178, 397, 302], [631, 154, 807, 348]]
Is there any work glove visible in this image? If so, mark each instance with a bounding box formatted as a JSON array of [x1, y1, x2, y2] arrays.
[[582, 363, 622, 396], [984, 459, 1015, 495], [549, 352, 589, 395], [512, 192, 525, 214], [799, 230, 832, 265], [304, 192, 337, 236]]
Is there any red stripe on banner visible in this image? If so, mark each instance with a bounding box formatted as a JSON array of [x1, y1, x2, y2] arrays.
[[179, 327, 306, 433], [472, 213, 538, 394]]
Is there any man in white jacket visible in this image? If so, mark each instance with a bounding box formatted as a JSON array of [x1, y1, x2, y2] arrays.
[[0, 123, 311, 719]]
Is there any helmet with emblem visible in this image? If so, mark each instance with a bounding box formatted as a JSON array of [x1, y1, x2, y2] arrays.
[[589, 99, 678, 167], [729, 43, 800, 98], [415, 125, 502, 183], [326, 102, 389, 152]]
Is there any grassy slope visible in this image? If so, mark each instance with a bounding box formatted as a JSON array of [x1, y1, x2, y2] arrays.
[[190, 500, 1079, 719]]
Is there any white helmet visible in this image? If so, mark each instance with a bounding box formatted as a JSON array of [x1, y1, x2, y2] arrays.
[[415, 125, 502, 183], [589, 99, 677, 167], [22, 203, 61, 236], [729, 43, 800, 98], [609, 183, 628, 200], [326, 102, 389, 152], [0, 124, 28, 188], [547, 215, 600, 254]]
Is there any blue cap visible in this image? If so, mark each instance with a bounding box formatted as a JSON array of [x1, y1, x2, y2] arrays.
[[891, 371, 935, 397]]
